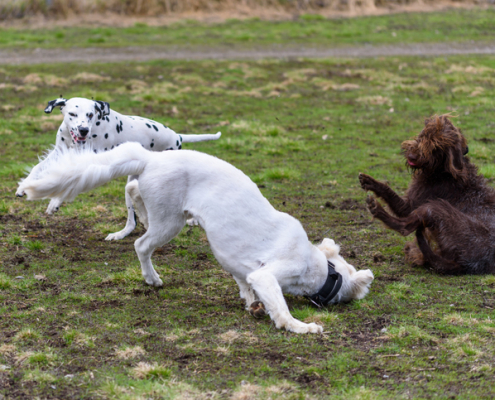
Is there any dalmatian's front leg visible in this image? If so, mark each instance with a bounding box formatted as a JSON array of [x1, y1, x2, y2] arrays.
[[105, 176, 138, 241]]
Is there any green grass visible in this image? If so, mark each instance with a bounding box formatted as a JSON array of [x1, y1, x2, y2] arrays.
[[1, 32, 495, 398], [0, 8, 495, 49]]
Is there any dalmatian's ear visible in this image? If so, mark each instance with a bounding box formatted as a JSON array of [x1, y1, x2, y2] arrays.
[[94, 101, 110, 119], [44, 98, 67, 114]]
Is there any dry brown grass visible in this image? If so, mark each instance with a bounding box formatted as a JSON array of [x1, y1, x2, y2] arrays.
[[115, 345, 146, 359], [0, 0, 488, 22]]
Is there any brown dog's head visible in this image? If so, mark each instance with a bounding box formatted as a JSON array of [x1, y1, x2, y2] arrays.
[[401, 115, 469, 181]]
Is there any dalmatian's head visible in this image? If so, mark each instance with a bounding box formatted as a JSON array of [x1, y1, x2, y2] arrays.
[[45, 97, 110, 144]]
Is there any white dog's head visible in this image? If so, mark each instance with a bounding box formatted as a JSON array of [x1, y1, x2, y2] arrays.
[[317, 238, 374, 303], [45, 97, 110, 144]]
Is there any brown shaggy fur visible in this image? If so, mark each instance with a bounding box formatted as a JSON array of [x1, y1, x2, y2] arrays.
[[359, 115, 495, 275]]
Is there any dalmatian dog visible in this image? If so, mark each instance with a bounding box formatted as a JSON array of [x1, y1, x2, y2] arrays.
[[16, 97, 221, 240], [18, 143, 374, 334]]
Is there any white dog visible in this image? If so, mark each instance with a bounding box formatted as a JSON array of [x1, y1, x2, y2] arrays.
[[15, 97, 221, 240], [18, 143, 374, 334]]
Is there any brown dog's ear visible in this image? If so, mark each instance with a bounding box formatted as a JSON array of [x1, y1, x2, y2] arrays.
[[445, 143, 466, 181]]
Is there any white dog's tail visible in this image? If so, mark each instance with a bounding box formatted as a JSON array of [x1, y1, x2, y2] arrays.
[[180, 131, 221, 143], [18, 142, 149, 202]]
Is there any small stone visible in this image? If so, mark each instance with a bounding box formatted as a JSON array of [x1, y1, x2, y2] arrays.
[[15, 276, 24, 279]]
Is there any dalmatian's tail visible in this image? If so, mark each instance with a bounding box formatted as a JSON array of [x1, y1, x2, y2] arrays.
[[18, 142, 149, 203], [180, 131, 221, 143]]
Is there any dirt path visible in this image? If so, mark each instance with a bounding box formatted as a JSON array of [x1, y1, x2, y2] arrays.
[[2, 41, 495, 65]]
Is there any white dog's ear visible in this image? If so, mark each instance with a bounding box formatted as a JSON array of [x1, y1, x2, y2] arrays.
[[317, 238, 340, 259], [44, 98, 67, 114], [94, 101, 110, 119]]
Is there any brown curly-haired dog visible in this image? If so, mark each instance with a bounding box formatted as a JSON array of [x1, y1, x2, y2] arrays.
[[359, 115, 495, 275]]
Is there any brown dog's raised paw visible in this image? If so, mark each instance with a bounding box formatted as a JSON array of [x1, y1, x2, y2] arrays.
[[359, 173, 377, 191], [366, 195, 380, 216], [249, 301, 266, 318]]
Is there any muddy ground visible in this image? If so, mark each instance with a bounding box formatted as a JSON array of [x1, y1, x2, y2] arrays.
[[3, 40, 495, 65]]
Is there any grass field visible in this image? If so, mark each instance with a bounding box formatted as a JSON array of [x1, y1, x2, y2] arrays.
[[2, 12, 495, 399], [1, 8, 495, 50]]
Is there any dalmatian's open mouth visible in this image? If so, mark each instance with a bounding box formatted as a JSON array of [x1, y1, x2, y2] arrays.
[[70, 130, 87, 143]]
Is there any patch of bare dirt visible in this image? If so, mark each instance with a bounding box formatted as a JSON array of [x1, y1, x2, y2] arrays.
[[339, 198, 367, 211], [4, 41, 495, 65]]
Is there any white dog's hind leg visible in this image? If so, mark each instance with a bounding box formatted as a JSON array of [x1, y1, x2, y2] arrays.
[[46, 198, 62, 214], [247, 267, 323, 334], [186, 218, 199, 226], [105, 177, 138, 241], [134, 216, 185, 287], [233, 275, 257, 309], [127, 180, 149, 230]]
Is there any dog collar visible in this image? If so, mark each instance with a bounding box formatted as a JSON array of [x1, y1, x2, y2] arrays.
[[306, 261, 343, 308]]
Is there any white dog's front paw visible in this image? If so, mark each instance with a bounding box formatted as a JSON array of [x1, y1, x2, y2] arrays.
[[105, 230, 130, 241], [45, 204, 60, 215], [285, 320, 323, 334], [144, 275, 163, 287]]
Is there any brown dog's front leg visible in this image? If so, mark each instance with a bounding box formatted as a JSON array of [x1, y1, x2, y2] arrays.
[[366, 196, 420, 236], [359, 173, 412, 217]]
